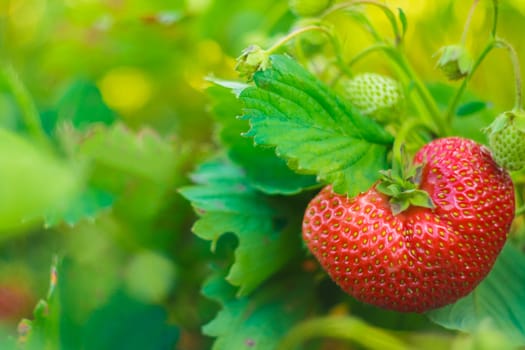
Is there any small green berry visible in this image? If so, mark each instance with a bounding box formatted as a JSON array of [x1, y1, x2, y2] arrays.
[[340, 73, 404, 123], [289, 0, 333, 17], [235, 45, 271, 82], [436, 44, 473, 80], [485, 110, 525, 171]]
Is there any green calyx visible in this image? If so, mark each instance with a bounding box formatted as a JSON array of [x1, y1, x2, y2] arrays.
[[235, 45, 271, 82], [376, 164, 434, 216], [436, 44, 473, 81]]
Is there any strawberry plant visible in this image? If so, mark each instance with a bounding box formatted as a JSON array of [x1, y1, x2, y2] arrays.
[[2, 1, 525, 349]]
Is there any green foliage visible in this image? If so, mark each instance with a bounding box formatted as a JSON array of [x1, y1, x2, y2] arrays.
[[79, 123, 177, 185], [83, 291, 179, 350], [18, 258, 179, 350], [208, 84, 318, 194], [44, 187, 114, 227], [180, 158, 303, 296], [3, 1, 525, 349], [0, 129, 79, 234], [42, 80, 116, 134], [427, 244, 525, 346], [240, 55, 393, 195], [201, 270, 315, 350]]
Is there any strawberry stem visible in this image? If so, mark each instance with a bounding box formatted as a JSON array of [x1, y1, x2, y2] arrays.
[[277, 316, 408, 350], [322, 0, 402, 44], [494, 39, 523, 111], [384, 47, 450, 136], [491, 0, 499, 38], [267, 25, 354, 78], [460, 0, 481, 45], [446, 37, 523, 124], [445, 0, 500, 124]]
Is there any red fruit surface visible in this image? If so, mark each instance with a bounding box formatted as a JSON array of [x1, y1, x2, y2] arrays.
[[302, 137, 515, 312]]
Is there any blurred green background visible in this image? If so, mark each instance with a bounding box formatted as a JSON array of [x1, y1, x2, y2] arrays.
[[1, 0, 525, 349]]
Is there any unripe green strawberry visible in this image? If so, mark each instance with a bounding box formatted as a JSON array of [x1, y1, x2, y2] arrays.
[[341, 73, 404, 123], [485, 110, 525, 171], [289, 0, 332, 17], [303, 137, 515, 313]]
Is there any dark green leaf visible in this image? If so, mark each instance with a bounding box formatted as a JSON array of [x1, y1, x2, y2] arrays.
[[55, 80, 116, 130], [201, 271, 315, 350], [456, 101, 487, 117], [84, 290, 179, 350], [427, 243, 525, 346], [44, 186, 114, 227], [240, 55, 393, 195], [180, 158, 303, 296], [208, 84, 317, 195]]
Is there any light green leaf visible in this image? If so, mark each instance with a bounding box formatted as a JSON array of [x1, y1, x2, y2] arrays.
[[208, 84, 317, 195], [240, 55, 393, 195], [0, 128, 79, 234], [179, 158, 302, 296], [201, 271, 315, 350], [79, 123, 176, 185], [427, 243, 525, 346], [44, 187, 114, 228]]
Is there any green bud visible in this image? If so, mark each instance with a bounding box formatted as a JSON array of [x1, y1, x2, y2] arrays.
[[235, 45, 271, 82], [436, 44, 473, 80]]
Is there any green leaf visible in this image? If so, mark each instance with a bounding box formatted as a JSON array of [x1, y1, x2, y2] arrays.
[[41, 80, 116, 135], [239, 55, 393, 195], [179, 158, 303, 296], [208, 84, 317, 195], [427, 243, 525, 346], [55, 80, 116, 130], [201, 270, 315, 350], [44, 186, 114, 228], [79, 123, 176, 185], [83, 290, 179, 350], [19, 257, 178, 350], [456, 101, 488, 117], [0, 128, 80, 234]]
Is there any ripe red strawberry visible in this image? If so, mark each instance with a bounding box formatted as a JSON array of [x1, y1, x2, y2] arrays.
[[302, 137, 515, 312]]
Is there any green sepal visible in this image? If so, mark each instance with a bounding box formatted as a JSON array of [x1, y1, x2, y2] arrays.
[[377, 166, 434, 215]]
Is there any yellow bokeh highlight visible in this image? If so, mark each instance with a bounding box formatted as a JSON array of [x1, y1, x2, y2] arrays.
[[98, 67, 154, 114], [196, 39, 223, 66], [8, 0, 46, 42]]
